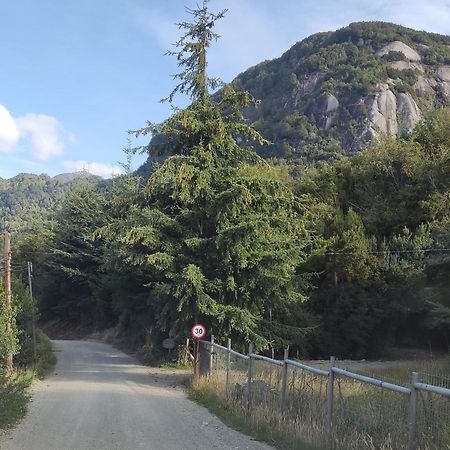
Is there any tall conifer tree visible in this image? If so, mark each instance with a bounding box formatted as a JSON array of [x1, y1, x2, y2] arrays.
[[102, 1, 313, 349]]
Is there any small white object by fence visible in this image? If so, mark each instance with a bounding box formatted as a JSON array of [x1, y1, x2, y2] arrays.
[[201, 336, 450, 450]]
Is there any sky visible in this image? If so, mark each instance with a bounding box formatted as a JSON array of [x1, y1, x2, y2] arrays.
[[1, 0, 450, 179]]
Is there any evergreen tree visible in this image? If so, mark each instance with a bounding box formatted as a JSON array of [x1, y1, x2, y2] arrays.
[[41, 180, 106, 326], [101, 0, 313, 349]]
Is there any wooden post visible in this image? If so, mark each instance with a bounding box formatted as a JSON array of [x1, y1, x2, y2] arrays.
[[327, 356, 336, 448], [247, 343, 253, 414], [408, 372, 419, 450], [194, 339, 200, 382], [279, 347, 289, 413], [184, 337, 190, 365], [226, 338, 231, 396], [27, 262, 37, 362], [3, 231, 13, 374], [209, 334, 214, 375]]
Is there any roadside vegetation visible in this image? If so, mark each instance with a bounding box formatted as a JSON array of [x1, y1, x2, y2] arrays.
[[188, 381, 322, 450], [0, 331, 55, 430], [0, 276, 56, 430], [190, 353, 450, 450]]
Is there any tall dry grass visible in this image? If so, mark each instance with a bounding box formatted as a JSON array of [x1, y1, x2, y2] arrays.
[[192, 348, 450, 450]]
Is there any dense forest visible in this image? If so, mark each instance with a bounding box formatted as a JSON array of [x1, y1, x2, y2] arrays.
[[2, 6, 450, 373], [1, 173, 99, 377]]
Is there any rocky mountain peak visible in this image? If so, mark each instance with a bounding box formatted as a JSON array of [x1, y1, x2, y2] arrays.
[[231, 21, 450, 159]]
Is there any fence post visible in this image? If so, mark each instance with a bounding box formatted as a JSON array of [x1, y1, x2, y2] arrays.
[[247, 343, 254, 414], [209, 334, 214, 375], [279, 347, 289, 413], [194, 339, 200, 382], [408, 372, 419, 450], [226, 338, 231, 396], [327, 356, 336, 449]]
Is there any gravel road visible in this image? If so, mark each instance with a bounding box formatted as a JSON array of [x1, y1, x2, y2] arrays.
[[0, 340, 272, 450]]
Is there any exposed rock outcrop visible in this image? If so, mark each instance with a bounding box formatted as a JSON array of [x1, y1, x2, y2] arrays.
[[292, 72, 323, 107], [365, 84, 398, 136], [397, 93, 421, 133], [227, 23, 450, 158], [307, 93, 340, 130], [436, 66, 450, 99], [361, 89, 420, 141], [414, 75, 437, 94], [389, 61, 424, 72], [436, 65, 450, 82], [377, 41, 422, 61]]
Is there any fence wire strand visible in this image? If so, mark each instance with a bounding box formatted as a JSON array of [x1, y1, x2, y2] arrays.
[[197, 340, 450, 450], [417, 372, 450, 450]]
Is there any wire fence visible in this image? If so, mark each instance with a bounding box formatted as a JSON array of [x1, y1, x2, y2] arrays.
[[195, 338, 450, 450], [417, 372, 450, 449]]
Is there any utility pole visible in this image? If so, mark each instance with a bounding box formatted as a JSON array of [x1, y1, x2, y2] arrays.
[[27, 261, 37, 362], [3, 231, 13, 374]]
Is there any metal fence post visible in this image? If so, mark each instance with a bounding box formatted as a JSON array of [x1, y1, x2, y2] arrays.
[[408, 372, 419, 450], [279, 347, 289, 413], [209, 334, 214, 375], [226, 338, 231, 396], [247, 343, 254, 414], [327, 356, 336, 448]]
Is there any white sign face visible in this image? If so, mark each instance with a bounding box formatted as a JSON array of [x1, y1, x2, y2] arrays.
[[191, 324, 206, 340]]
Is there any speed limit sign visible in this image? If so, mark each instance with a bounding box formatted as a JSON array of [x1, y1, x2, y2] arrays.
[[191, 324, 206, 339]]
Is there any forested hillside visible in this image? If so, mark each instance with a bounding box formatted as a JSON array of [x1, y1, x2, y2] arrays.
[[2, 13, 450, 364], [23, 108, 448, 359], [232, 21, 450, 160], [0, 172, 100, 234]]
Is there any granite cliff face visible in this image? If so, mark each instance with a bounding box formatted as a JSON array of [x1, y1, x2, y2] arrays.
[[231, 22, 450, 158]]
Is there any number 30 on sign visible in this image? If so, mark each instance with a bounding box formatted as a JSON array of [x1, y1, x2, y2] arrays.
[[191, 324, 206, 339]]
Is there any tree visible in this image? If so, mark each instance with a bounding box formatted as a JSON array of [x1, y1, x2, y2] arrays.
[[131, 0, 264, 162], [0, 281, 19, 376], [100, 0, 313, 350], [40, 180, 106, 326]]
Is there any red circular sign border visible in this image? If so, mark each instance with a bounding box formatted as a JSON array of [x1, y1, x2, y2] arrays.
[[191, 323, 206, 339]]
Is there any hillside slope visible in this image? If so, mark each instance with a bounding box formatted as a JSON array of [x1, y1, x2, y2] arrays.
[[0, 172, 100, 240], [231, 21, 450, 159]]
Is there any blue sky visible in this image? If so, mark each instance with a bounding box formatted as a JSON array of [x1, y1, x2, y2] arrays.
[[1, 0, 450, 179]]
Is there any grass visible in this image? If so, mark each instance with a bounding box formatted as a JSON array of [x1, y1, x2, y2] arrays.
[[0, 331, 56, 430], [0, 371, 34, 429], [34, 330, 57, 378], [188, 381, 322, 450], [361, 356, 450, 385], [189, 351, 450, 450], [159, 361, 193, 371]]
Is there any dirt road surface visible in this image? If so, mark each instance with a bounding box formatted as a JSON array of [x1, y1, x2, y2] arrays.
[[0, 340, 272, 450]]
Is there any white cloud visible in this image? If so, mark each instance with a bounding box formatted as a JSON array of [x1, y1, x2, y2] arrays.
[[62, 160, 124, 179], [16, 113, 66, 160], [0, 105, 20, 152], [0, 104, 71, 160]]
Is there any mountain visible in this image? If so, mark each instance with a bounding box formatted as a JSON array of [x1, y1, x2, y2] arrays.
[[0, 172, 101, 238], [52, 171, 102, 184], [229, 21, 450, 160]]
